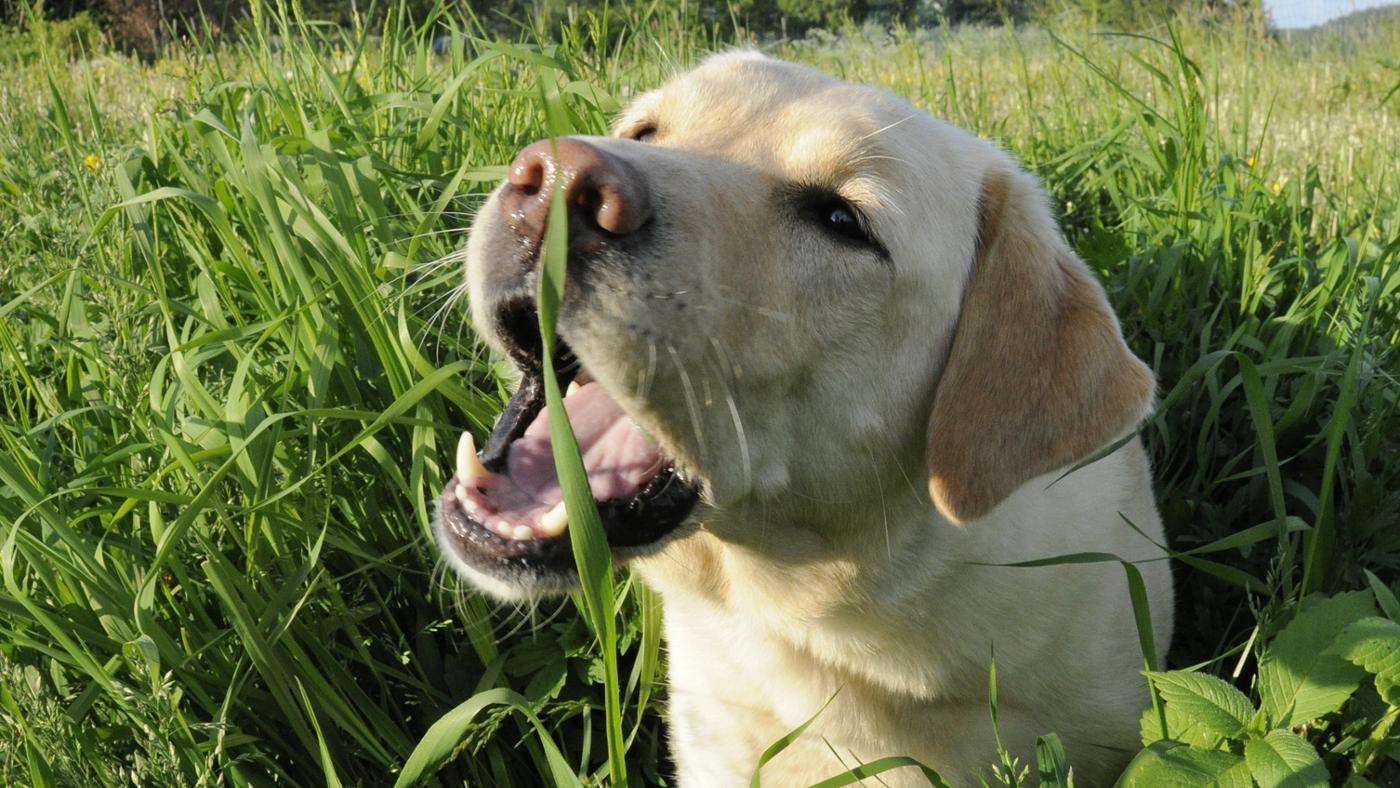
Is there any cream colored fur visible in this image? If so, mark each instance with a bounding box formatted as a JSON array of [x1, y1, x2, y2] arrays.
[[460, 51, 1173, 786]]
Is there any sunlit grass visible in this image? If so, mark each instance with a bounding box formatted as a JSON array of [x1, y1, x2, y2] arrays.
[[1, 2, 1397, 784]]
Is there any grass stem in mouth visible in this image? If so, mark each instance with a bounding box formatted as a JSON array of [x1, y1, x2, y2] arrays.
[[535, 65, 629, 787]]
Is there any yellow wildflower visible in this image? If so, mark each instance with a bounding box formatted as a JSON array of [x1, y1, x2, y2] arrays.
[[83, 153, 101, 171], [356, 72, 371, 90], [1271, 181, 1283, 194], [1246, 156, 1256, 168]]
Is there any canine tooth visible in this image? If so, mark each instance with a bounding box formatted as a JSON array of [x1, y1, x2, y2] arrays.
[[539, 501, 568, 536], [567, 369, 593, 395], [512, 525, 535, 541], [454, 484, 469, 507], [457, 431, 489, 483]]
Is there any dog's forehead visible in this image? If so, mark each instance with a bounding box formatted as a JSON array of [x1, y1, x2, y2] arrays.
[[622, 53, 917, 190]]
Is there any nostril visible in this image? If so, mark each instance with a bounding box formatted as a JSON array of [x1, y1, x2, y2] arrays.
[[592, 185, 630, 235], [572, 179, 605, 229], [502, 138, 652, 247], [508, 155, 548, 197]]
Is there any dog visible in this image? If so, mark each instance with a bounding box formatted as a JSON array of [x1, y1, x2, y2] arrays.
[[434, 51, 1174, 786]]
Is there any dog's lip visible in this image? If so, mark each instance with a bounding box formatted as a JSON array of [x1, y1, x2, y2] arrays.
[[436, 462, 699, 564]]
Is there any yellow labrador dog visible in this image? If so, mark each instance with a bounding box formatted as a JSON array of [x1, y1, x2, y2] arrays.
[[435, 51, 1174, 786]]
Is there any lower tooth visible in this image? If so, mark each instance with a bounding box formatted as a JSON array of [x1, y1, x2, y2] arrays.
[[512, 525, 535, 541]]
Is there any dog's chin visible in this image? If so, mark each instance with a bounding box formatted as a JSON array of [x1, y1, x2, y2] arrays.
[[433, 297, 702, 600]]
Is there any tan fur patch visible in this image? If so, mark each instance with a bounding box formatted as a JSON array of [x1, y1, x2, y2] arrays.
[[926, 167, 1156, 524]]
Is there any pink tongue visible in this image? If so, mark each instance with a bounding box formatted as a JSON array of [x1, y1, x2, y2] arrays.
[[502, 382, 662, 510]]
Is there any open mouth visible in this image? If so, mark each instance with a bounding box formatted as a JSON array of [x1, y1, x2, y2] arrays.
[[435, 298, 700, 581]]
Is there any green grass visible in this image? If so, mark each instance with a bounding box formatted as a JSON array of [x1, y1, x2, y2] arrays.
[[1, 2, 1398, 785]]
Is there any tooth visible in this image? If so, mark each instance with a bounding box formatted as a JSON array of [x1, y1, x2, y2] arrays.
[[567, 380, 582, 396], [457, 431, 489, 483], [512, 525, 535, 541], [454, 484, 469, 507], [539, 501, 568, 536]]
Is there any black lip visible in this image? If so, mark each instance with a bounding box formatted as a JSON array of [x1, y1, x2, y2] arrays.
[[479, 297, 578, 473], [438, 298, 700, 578], [438, 463, 699, 570]]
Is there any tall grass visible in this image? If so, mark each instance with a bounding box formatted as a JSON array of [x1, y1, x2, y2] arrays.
[[1, 2, 1397, 784]]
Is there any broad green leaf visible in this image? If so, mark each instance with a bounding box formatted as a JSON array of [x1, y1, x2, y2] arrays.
[[1326, 616, 1400, 704], [1114, 740, 1252, 787], [1141, 702, 1231, 749], [1149, 671, 1255, 740], [1243, 730, 1328, 788], [1258, 592, 1375, 727]]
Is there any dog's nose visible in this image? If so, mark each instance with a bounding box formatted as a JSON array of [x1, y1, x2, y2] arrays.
[[501, 138, 652, 253]]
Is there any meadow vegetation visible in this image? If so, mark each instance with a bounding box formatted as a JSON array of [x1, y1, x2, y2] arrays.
[[1, 2, 1398, 784]]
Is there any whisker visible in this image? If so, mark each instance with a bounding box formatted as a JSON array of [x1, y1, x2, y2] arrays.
[[707, 337, 753, 492], [858, 113, 918, 142], [667, 343, 707, 458]]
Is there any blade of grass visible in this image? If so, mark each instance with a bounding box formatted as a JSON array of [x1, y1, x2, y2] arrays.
[[749, 691, 840, 788], [978, 551, 1167, 739], [393, 687, 581, 788], [535, 66, 628, 786]]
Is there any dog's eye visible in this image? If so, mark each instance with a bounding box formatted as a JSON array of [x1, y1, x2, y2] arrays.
[[787, 184, 887, 258], [810, 194, 877, 247], [821, 203, 862, 240], [629, 125, 657, 143]]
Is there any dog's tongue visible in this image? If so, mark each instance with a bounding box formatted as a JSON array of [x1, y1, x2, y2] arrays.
[[454, 381, 663, 540], [508, 381, 662, 505]]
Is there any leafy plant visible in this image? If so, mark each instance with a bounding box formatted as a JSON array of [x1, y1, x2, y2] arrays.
[[1122, 587, 1400, 785]]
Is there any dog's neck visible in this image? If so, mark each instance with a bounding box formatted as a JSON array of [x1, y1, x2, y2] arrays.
[[634, 486, 964, 684]]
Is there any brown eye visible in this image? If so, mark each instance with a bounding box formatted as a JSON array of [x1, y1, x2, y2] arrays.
[[630, 125, 657, 142]]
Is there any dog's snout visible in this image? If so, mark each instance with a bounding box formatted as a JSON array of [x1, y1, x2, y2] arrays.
[[502, 138, 652, 252]]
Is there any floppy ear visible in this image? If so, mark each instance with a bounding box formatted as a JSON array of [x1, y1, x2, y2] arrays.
[[926, 166, 1155, 524]]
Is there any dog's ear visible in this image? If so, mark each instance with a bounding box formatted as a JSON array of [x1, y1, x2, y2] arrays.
[[926, 166, 1155, 524]]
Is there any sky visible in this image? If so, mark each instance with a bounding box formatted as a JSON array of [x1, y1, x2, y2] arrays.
[[1264, 0, 1400, 28]]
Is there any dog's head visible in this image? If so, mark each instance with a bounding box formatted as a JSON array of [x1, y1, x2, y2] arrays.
[[435, 52, 1153, 598]]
